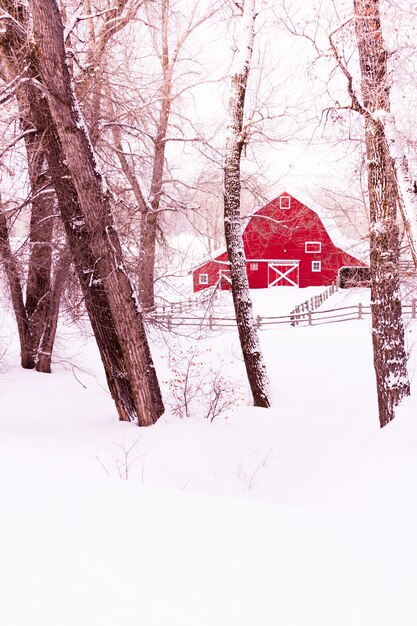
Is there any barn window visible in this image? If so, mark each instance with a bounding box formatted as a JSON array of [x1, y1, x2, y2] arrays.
[[249, 262, 258, 271], [280, 195, 291, 209], [305, 241, 322, 253], [198, 273, 208, 285], [312, 261, 321, 272]]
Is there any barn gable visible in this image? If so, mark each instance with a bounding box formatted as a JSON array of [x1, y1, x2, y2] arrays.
[[193, 193, 365, 291]]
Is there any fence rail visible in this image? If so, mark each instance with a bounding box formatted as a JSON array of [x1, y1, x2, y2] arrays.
[[146, 300, 417, 331]]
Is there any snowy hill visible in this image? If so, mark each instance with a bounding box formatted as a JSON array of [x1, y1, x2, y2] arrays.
[[1, 286, 417, 625]]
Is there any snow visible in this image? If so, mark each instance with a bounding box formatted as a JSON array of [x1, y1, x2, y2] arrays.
[[229, 0, 256, 79], [2, 285, 417, 625]]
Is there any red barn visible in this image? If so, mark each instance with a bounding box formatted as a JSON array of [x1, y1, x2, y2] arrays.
[[193, 193, 365, 291]]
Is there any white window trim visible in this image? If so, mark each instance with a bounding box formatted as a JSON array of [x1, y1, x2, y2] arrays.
[[305, 241, 322, 254], [198, 273, 209, 285], [312, 261, 321, 272], [280, 195, 291, 210], [249, 262, 258, 271]]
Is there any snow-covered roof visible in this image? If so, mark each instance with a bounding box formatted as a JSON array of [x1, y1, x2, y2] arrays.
[[192, 246, 228, 270]]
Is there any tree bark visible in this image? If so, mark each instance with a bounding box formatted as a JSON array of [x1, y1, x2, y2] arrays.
[[375, 111, 417, 272], [354, 0, 410, 427], [0, 0, 56, 370], [223, 0, 270, 408], [30, 0, 164, 425], [23, 133, 55, 360], [0, 204, 34, 369], [35, 249, 70, 373]]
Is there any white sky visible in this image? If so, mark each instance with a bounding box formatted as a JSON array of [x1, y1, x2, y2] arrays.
[[167, 0, 417, 205]]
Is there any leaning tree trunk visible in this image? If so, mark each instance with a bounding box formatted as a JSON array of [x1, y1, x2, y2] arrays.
[[223, 0, 270, 408], [30, 0, 164, 426], [354, 0, 410, 427], [17, 44, 155, 416]]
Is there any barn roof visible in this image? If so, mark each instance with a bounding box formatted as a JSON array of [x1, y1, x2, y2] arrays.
[[192, 191, 368, 269], [278, 190, 368, 262], [192, 246, 228, 271]]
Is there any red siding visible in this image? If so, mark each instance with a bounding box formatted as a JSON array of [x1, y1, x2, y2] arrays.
[[193, 193, 366, 291], [193, 251, 229, 292]]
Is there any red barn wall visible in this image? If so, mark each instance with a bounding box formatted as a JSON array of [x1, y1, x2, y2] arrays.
[[193, 251, 229, 292]]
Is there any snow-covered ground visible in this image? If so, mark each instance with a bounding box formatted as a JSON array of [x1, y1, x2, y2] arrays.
[[2, 286, 417, 625]]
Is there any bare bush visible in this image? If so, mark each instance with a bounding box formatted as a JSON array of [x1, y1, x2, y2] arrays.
[[166, 345, 244, 421]]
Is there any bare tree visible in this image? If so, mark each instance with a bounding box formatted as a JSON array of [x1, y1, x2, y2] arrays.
[[282, 0, 412, 426], [105, 0, 222, 309], [352, 0, 410, 426], [25, 0, 164, 425], [71, 0, 143, 148], [223, 0, 270, 409]]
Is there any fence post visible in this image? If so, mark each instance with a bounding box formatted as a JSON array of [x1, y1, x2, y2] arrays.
[[256, 315, 262, 329], [412, 299, 416, 319], [308, 310, 312, 325], [209, 314, 213, 330], [167, 315, 172, 330], [358, 302, 363, 320]]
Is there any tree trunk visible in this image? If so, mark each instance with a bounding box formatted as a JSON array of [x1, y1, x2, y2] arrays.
[[223, 0, 271, 408], [354, 0, 410, 427], [0, 0, 56, 368], [36, 250, 70, 373], [138, 210, 159, 309], [23, 135, 55, 360], [375, 111, 417, 271], [0, 204, 34, 369], [30, 0, 164, 425], [108, 97, 158, 310], [137, 0, 173, 310]]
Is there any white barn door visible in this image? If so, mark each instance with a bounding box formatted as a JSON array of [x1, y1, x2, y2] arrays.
[[268, 262, 299, 287]]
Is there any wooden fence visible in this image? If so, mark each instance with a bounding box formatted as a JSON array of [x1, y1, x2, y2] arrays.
[[150, 283, 337, 318], [148, 289, 214, 315], [146, 299, 417, 331], [290, 283, 338, 318]]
